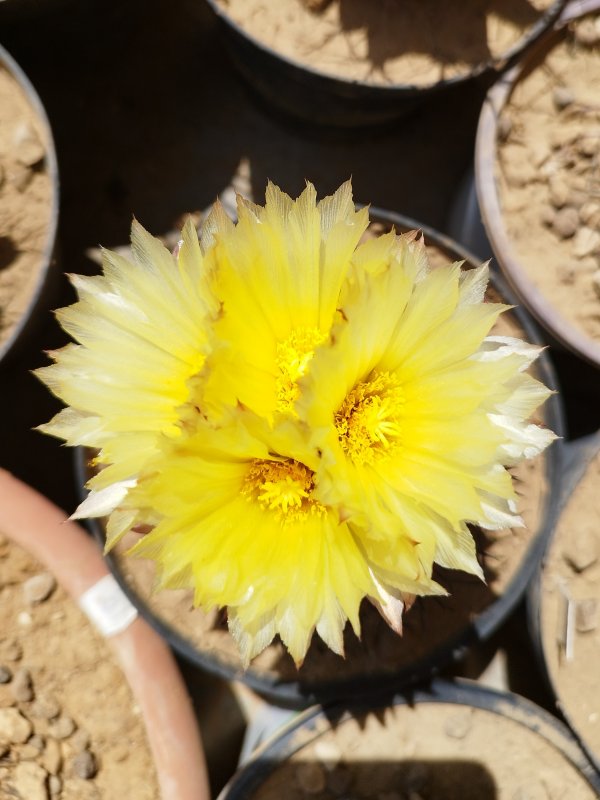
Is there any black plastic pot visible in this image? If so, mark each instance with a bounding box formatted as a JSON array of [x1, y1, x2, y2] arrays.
[[0, 44, 60, 368], [76, 209, 566, 709], [203, 0, 567, 127], [474, 0, 600, 368], [527, 430, 600, 774], [218, 679, 600, 799]]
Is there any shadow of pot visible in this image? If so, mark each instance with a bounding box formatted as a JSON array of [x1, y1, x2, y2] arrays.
[[75, 210, 566, 710], [202, 0, 567, 128], [0, 44, 60, 369], [218, 679, 600, 799], [0, 469, 210, 800], [527, 429, 600, 774], [474, 0, 600, 367]]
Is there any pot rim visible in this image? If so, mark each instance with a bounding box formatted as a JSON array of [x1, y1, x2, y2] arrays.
[[0, 44, 60, 365], [75, 208, 566, 709], [475, 0, 600, 367], [204, 0, 568, 95], [527, 429, 600, 774], [217, 677, 600, 798]]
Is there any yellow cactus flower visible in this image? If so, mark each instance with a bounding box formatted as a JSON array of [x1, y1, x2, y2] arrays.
[[37, 181, 556, 667], [36, 218, 219, 524]]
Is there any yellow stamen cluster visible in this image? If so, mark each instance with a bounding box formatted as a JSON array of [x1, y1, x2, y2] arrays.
[[275, 327, 326, 413], [243, 458, 325, 521], [336, 371, 405, 465]]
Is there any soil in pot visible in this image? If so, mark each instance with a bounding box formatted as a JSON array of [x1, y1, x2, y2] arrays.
[[0, 58, 53, 352], [0, 532, 160, 799], [493, 13, 600, 348], [100, 224, 554, 701], [225, 696, 598, 799], [214, 0, 559, 87], [539, 445, 600, 767]]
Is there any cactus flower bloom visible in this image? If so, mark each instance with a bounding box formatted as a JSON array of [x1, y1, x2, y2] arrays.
[[37, 181, 555, 666]]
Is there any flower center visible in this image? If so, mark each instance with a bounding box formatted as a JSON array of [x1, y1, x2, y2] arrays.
[[275, 327, 326, 414], [243, 458, 325, 521], [335, 371, 404, 466]]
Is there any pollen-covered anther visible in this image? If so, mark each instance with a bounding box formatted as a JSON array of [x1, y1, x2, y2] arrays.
[[243, 458, 325, 521], [275, 327, 326, 414], [336, 371, 405, 465]]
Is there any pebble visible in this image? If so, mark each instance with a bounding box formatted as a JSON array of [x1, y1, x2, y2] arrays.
[[29, 734, 45, 752], [0, 639, 23, 662], [576, 598, 599, 633], [573, 227, 600, 258], [563, 530, 598, 572], [17, 611, 33, 627], [11, 667, 34, 702], [41, 737, 62, 775], [0, 666, 12, 684], [313, 738, 342, 768], [553, 86, 575, 110], [574, 18, 600, 47], [48, 775, 62, 796], [539, 206, 556, 227], [296, 761, 326, 794], [443, 710, 473, 739], [0, 708, 33, 743], [71, 749, 97, 780], [548, 177, 569, 209], [577, 135, 598, 158], [12, 121, 45, 167], [69, 728, 90, 753], [12, 164, 34, 193], [580, 202, 600, 227], [12, 761, 49, 800], [552, 207, 579, 239], [23, 573, 57, 605], [61, 778, 101, 799], [30, 695, 61, 721], [50, 715, 76, 740]]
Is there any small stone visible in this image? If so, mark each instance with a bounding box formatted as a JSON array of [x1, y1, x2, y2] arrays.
[[17, 611, 32, 627], [444, 710, 473, 739], [0, 639, 22, 663], [564, 530, 598, 572], [23, 573, 56, 606], [327, 764, 353, 794], [539, 206, 556, 227], [313, 738, 342, 769], [296, 761, 326, 793], [12, 761, 48, 800], [553, 207, 579, 239], [48, 775, 62, 796], [11, 668, 33, 702], [12, 164, 33, 193], [577, 135, 599, 158], [12, 122, 45, 167], [0, 667, 12, 684], [576, 598, 599, 633], [580, 202, 600, 227], [41, 737, 62, 775], [573, 227, 600, 258], [71, 749, 97, 780], [28, 734, 44, 752], [0, 708, 32, 743], [574, 18, 600, 47], [18, 741, 44, 759], [557, 261, 577, 285], [553, 86, 575, 110], [548, 177, 569, 209], [50, 716, 76, 740], [69, 728, 90, 753], [30, 696, 61, 721]]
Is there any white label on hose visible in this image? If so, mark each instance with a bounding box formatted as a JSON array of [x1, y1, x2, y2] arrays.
[[79, 574, 138, 637]]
